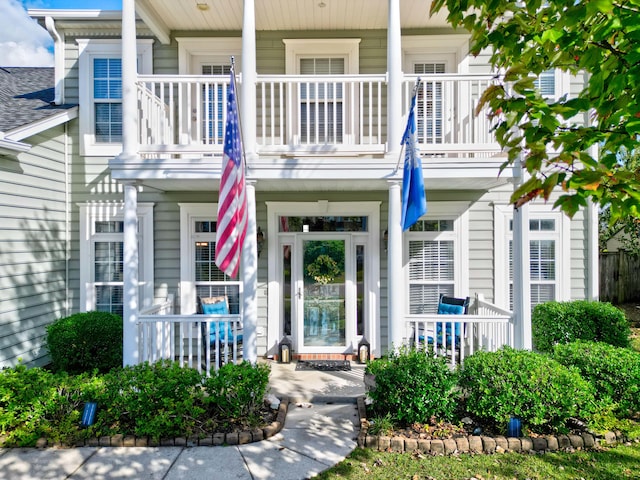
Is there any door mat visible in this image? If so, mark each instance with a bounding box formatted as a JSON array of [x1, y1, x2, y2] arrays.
[[295, 360, 352, 371]]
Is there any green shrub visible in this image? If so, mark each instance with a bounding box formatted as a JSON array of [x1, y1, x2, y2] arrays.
[[459, 347, 595, 434], [92, 360, 205, 440], [203, 361, 271, 430], [0, 364, 100, 446], [365, 346, 459, 425], [552, 341, 640, 417], [46, 311, 123, 374], [532, 301, 630, 353]]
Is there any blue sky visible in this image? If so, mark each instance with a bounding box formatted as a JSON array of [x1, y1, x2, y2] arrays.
[[1, 0, 122, 66]]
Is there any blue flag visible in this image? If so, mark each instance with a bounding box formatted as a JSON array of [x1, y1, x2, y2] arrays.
[[401, 91, 427, 231]]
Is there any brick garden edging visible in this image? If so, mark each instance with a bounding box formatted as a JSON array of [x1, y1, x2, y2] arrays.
[[355, 396, 628, 455], [0, 397, 289, 449]]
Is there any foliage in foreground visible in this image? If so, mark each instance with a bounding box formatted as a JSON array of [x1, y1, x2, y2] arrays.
[[316, 442, 640, 480], [532, 300, 630, 353], [46, 311, 123, 374], [365, 346, 458, 426], [430, 0, 640, 221], [458, 347, 595, 435], [0, 360, 271, 446], [552, 341, 640, 418]]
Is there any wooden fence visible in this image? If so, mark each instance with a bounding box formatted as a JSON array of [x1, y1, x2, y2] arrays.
[[600, 251, 640, 303]]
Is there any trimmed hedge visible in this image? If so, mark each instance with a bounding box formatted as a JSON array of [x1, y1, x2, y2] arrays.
[[552, 341, 640, 417], [532, 301, 630, 353], [458, 347, 595, 434], [365, 346, 458, 425], [46, 311, 123, 374]]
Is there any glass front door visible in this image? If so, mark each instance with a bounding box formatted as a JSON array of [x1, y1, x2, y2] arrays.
[[302, 239, 347, 347]]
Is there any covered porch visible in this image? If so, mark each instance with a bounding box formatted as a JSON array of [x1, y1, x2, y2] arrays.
[[137, 293, 514, 374]]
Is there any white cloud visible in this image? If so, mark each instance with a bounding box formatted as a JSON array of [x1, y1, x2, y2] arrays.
[[0, 0, 53, 66]]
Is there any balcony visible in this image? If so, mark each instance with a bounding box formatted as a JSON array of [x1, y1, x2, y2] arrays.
[[136, 73, 502, 160]]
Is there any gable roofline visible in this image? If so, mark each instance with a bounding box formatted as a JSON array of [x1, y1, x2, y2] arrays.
[[4, 106, 78, 143], [0, 106, 78, 157]]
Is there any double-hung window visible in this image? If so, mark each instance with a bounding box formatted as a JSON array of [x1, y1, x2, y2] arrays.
[[495, 205, 570, 310], [180, 204, 241, 315], [405, 202, 469, 314], [79, 203, 154, 314], [77, 39, 153, 156]]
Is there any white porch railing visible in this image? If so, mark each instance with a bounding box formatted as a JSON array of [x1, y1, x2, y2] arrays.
[[138, 296, 243, 375], [135, 73, 501, 158], [405, 294, 514, 368]]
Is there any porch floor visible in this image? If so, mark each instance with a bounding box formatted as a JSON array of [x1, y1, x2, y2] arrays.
[[264, 359, 366, 404]]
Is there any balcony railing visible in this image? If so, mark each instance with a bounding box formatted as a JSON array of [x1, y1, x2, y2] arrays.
[[405, 294, 514, 367], [136, 73, 501, 159]]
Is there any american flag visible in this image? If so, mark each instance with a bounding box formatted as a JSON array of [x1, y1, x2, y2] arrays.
[[215, 67, 247, 278]]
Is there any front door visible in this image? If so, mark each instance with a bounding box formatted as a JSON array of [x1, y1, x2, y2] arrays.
[[268, 204, 380, 358], [298, 237, 350, 350]]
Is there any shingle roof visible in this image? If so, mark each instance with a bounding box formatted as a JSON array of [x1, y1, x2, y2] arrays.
[[0, 67, 76, 133]]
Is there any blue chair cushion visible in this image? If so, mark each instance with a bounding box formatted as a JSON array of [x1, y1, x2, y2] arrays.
[[437, 302, 464, 315], [200, 299, 242, 344], [202, 301, 229, 315]]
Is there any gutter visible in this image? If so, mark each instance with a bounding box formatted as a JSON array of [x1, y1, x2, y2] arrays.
[[45, 16, 64, 106], [0, 134, 31, 155]]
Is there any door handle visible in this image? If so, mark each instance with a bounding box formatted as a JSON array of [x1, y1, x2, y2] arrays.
[[297, 288, 302, 299]]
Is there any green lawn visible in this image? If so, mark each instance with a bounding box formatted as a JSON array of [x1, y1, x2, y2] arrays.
[[317, 442, 640, 480]]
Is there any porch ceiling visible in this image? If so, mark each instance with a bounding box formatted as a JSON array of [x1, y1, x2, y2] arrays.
[[136, 0, 447, 38]]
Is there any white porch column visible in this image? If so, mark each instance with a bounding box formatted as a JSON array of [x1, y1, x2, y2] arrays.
[[386, 0, 403, 159], [119, 0, 139, 162], [242, 180, 258, 363], [512, 158, 531, 350], [387, 181, 404, 351], [241, 0, 257, 163], [122, 181, 139, 366], [120, 0, 141, 366]]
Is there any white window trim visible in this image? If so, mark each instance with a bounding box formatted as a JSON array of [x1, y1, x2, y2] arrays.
[[402, 35, 471, 74], [283, 38, 361, 75], [79, 202, 154, 312], [404, 201, 470, 312], [494, 204, 571, 310], [77, 39, 153, 157], [176, 37, 242, 75]]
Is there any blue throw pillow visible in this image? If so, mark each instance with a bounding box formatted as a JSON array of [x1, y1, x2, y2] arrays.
[[202, 301, 229, 315], [437, 302, 464, 315]]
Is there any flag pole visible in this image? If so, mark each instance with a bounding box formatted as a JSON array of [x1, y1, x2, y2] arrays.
[[229, 56, 248, 175], [393, 77, 421, 173]]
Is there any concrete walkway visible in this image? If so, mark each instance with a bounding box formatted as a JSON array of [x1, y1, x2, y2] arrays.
[[0, 361, 366, 480]]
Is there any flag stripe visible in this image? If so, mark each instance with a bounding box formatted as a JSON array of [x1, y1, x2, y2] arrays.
[[401, 87, 428, 231], [215, 67, 247, 278]]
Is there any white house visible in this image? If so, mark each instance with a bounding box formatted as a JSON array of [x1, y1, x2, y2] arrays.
[[0, 0, 599, 370]]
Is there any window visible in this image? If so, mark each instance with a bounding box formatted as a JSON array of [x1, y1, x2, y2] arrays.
[[494, 205, 570, 310], [405, 203, 469, 315], [77, 39, 153, 156], [284, 39, 360, 145], [201, 64, 232, 144], [79, 203, 155, 313], [533, 69, 570, 101], [414, 63, 445, 144], [94, 58, 122, 142], [299, 57, 345, 143], [180, 204, 241, 315]]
